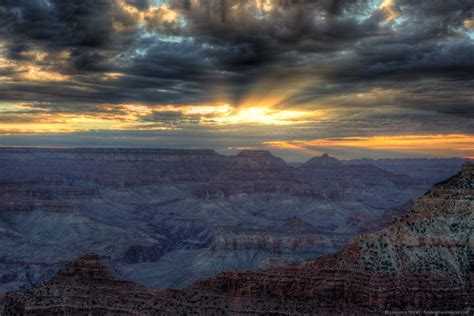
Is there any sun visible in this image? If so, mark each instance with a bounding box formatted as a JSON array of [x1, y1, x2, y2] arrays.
[[209, 106, 311, 125]]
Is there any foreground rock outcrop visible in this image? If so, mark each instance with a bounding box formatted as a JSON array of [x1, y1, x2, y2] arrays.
[[1, 162, 472, 314], [0, 253, 172, 315]]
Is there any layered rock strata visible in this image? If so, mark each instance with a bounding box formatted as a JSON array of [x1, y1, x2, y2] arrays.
[[1, 163, 472, 314]]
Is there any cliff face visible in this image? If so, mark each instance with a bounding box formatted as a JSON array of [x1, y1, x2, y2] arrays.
[[193, 150, 307, 197], [0, 181, 98, 213], [1, 163, 472, 314], [302, 154, 417, 187], [194, 152, 421, 198], [0, 148, 229, 187], [209, 219, 341, 257]]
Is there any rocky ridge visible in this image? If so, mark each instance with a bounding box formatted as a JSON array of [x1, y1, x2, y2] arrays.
[[346, 157, 469, 183], [0, 148, 429, 199], [0, 147, 229, 187], [194, 151, 421, 198]]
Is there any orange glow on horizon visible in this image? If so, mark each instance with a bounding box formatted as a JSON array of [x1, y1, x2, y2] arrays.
[[265, 134, 474, 158], [0, 101, 325, 134]]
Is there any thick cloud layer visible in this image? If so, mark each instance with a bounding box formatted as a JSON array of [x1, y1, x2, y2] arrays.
[[0, 0, 473, 159]]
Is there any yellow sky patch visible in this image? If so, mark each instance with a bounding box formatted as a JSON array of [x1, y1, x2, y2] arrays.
[[209, 107, 315, 125], [464, 19, 474, 29], [152, 103, 324, 126], [19, 65, 69, 82], [380, 0, 398, 21], [103, 72, 124, 80], [115, 0, 179, 29], [0, 48, 69, 82], [0, 101, 327, 135]]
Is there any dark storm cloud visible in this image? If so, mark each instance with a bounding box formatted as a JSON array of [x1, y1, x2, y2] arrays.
[[2, 1, 105, 56], [140, 110, 201, 126], [0, 0, 473, 144]]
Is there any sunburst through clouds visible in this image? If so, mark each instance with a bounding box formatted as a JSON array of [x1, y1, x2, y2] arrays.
[[0, 0, 472, 159]]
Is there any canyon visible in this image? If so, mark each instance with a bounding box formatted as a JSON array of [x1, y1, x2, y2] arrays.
[[0, 161, 471, 314], [0, 147, 468, 294]]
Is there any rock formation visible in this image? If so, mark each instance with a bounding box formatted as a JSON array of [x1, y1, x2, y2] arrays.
[[1, 163, 472, 314], [193, 150, 306, 197], [194, 152, 420, 198], [0, 147, 229, 187], [210, 218, 341, 257], [0, 180, 98, 212], [302, 153, 417, 188], [0, 253, 170, 315]]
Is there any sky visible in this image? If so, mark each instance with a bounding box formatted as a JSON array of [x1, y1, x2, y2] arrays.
[[0, 0, 473, 161]]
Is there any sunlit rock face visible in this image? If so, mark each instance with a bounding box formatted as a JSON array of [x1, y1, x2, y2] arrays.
[[1, 163, 472, 314], [0, 148, 455, 293]]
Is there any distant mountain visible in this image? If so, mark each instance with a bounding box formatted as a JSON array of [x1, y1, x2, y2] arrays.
[[301, 153, 418, 188], [193, 150, 304, 197], [2, 163, 472, 314], [346, 157, 469, 183], [195, 152, 422, 198]]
